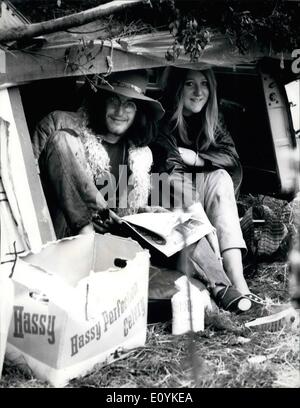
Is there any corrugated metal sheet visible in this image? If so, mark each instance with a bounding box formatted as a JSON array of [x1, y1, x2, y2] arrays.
[[1, 28, 293, 89]]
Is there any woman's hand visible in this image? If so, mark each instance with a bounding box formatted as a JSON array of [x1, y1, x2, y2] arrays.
[[178, 147, 204, 167]]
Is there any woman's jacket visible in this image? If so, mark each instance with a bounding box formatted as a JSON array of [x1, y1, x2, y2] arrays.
[[151, 112, 243, 198]]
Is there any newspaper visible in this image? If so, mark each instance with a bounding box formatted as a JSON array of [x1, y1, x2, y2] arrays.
[[121, 210, 214, 257]]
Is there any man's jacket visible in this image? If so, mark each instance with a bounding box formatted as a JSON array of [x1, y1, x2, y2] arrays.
[[33, 110, 153, 218]]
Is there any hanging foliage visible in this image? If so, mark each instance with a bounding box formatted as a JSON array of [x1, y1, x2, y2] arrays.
[[156, 0, 300, 60], [221, 1, 300, 54]]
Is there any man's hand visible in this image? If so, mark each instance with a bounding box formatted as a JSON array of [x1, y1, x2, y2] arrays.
[[178, 147, 204, 167], [93, 209, 122, 233], [142, 205, 171, 213]]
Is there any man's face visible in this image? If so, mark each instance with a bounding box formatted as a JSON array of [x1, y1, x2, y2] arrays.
[[105, 94, 137, 138]]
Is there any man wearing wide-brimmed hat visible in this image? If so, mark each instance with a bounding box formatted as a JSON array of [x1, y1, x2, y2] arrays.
[[32, 69, 165, 239]]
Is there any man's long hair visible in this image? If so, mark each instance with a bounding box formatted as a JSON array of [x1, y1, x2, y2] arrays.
[[83, 88, 157, 147], [161, 67, 219, 151]]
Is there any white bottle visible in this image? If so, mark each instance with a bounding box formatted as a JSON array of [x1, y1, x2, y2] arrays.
[[171, 276, 207, 335]]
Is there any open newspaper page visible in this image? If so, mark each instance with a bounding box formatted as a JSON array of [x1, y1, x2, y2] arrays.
[[121, 209, 214, 257]]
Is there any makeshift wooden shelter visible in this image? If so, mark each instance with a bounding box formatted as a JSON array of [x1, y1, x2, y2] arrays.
[[0, 3, 299, 259]]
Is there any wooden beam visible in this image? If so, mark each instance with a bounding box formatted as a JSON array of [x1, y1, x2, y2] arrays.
[[0, 0, 144, 43]]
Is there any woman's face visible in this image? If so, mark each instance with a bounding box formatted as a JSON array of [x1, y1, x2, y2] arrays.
[[182, 70, 209, 116], [105, 94, 137, 138]]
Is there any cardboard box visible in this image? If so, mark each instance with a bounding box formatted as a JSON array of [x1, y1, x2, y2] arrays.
[[5, 233, 149, 387]]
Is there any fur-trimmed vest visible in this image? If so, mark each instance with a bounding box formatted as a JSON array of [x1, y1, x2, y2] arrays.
[[33, 110, 153, 217]]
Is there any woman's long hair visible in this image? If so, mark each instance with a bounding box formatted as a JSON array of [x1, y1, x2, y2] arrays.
[[82, 87, 157, 148], [161, 67, 219, 151]]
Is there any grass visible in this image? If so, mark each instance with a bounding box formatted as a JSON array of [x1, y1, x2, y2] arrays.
[[1, 195, 299, 389]]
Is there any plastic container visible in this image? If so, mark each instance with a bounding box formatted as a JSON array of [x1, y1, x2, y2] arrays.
[[171, 276, 209, 335]]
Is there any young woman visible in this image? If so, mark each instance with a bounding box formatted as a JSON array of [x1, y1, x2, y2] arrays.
[[154, 66, 258, 307]]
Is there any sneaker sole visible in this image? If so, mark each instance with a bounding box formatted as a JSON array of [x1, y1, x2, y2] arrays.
[[244, 306, 299, 332]]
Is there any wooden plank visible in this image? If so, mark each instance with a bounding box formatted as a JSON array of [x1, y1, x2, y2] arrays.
[[0, 87, 56, 248], [0, 49, 5, 74], [8, 87, 56, 244], [0, 40, 167, 88]]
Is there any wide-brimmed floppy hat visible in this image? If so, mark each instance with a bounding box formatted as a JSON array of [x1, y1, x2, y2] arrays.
[[96, 69, 165, 121]]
